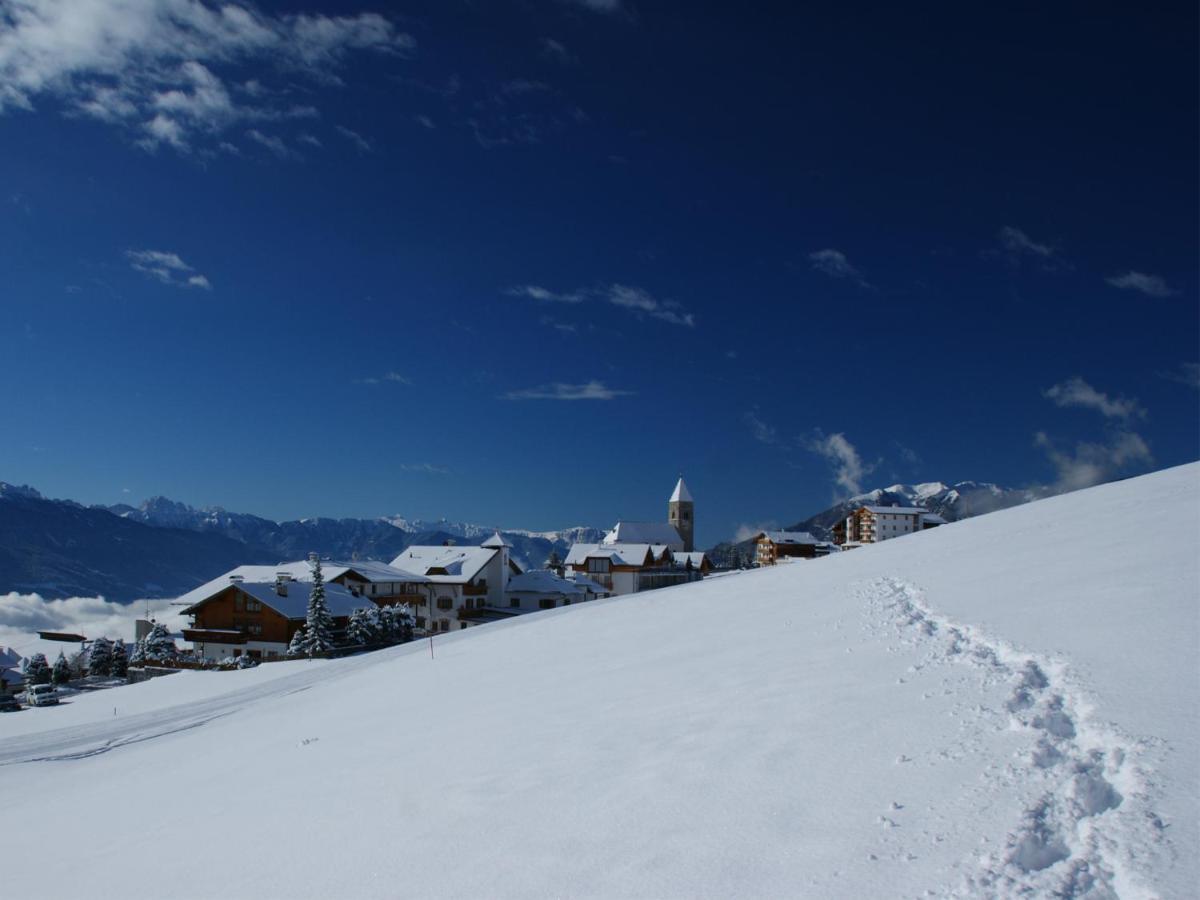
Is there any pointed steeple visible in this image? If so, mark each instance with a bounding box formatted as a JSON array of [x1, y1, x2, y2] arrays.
[[669, 476, 692, 503], [667, 475, 695, 552]]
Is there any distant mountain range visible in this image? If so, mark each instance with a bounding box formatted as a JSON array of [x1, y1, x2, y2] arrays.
[[0, 482, 603, 603], [710, 480, 1041, 565]]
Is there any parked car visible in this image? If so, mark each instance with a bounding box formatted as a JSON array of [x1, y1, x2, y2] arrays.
[[25, 684, 59, 707], [0, 694, 21, 712]]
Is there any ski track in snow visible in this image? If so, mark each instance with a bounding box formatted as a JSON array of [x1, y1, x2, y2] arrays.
[[861, 576, 1170, 899]]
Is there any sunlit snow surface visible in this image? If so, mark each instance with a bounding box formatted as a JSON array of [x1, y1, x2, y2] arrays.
[[1, 464, 1197, 898]]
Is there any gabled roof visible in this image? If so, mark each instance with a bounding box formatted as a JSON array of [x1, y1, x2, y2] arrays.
[[565, 543, 655, 567], [175, 560, 427, 608], [564, 573, 610, 594], [390, 546, 498, 583], [673, 552, 709, 568], [758, 530, 822, 545], [182, 580, 364, 620], [669, 477, 693, 503], [602, 521, 684, 550], [506, 570, 587, 596], [481, 531, 513, 549]]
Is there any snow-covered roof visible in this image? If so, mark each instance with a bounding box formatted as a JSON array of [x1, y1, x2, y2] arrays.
[[175, 560, 427, 609], [182, 580, 364, 620], [674, 552, 709, 568], [758, 530, 822, 545], [0, 646, 22, 669], [390, 546, 498, 583], [565, 543, 655, 567], [602, 521, 684, 550], [861, 506, 928, 516], [923, 513, 948, 525], [481, 532, 513, 549], [564, 573, 610, 594], [669, 477, 693, 503], [507, 570, 587, 596]]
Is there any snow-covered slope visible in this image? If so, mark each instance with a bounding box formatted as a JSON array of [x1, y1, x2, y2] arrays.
[[2, 463, 1196, 898]]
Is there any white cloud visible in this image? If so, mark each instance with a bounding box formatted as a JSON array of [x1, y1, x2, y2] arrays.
[[541, 38, 576, 64], [245, 127, 292, 158], [743, 410, 778, 446], [0, 592, 180, 661], [733, 521, 777, 543], [335, 124, 372, 152], [561, 0, 622, 12], [1105, 271, 1177, 298], [356, 371, 410, 386], [998, 226, 1055, 259], [506, 284, 584, 304], [398, 462, 450, 475], [1159, 362, 1200, 390], [0, 0, 413, 151], [808, 248, 869, 287], [1044, 376, 1145, 420], [1034, 430, 1153, 493], [804, 431, 876, 496], [506, 283, 695, 327], [604, 284, 695, 327], [502, 380, 633, 401], [126, 248, 211, 289]]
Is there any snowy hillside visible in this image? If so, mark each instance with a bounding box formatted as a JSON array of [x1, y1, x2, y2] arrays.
[[1, 463, 1196, 898]]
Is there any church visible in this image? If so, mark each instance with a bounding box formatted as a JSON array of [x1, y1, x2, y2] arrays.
[[563, 477, 710, 595]]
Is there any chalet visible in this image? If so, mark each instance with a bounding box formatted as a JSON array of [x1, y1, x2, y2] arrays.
[[753, 531, 836, 566], [390, 532, 523, 634], [832, 505, 945, 548], [181, 575, 366, 661]]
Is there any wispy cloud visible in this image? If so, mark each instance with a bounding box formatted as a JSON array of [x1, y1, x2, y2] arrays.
[[506, 284, 585, 304], [998, 226, 1055, 260], [126, 249, 211, 290], [398, 462, 450, 475], [1034, 431, 1152, 493], [561, 0, 623, 13], [803, 430, 876, 496], [743, 410, 778, 446], [246, 128, 293, 159], [506, 283, 695, 327], [502, 380, 633, 401], [808, 248, 870, 288], [541, 38, 577, 64], [335, 125, 372, 153], [0, 1, 412, 152], [356, 371, 411, 386], [1159, 362, 1200, 390], [733, 521, 778, 543], [1105, 271, 1177, 298], [1044, 376, 1145, 421]]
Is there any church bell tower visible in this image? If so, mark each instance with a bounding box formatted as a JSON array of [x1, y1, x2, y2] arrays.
[[668, 476, 694, 552]]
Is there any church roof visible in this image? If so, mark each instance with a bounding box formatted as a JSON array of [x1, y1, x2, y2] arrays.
[[669, 476, 693, 503], [481, 531, 512, 549]]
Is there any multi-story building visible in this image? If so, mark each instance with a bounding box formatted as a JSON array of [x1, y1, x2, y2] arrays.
[[832, 505, 945, 548]]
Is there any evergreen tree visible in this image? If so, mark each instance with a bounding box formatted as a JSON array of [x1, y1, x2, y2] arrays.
[[287, 626, 307, 657], [111, 639, 129, 677], [89, 637, 113, 676], [236, 653, 257, 669], [52, 651, 71, 685], [128, 638, 147, 666], [143, 622, 176, 662], [67, 651, 87, 679], [376, 605, 396, 643], [24, 653, 51, 686], [395, 605, 415, 644], [346, 608, 375, 646], [303, 554, 334, 657]]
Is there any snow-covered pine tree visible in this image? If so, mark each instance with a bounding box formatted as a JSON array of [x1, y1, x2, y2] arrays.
[[52, 651, 71, 685], [287, 626, 307, 657], [89, 636, 113, 676], [128, 638, 146, 666], [143, 623, 176, 662], [376, 605, 396, 643], [346, 608, 374, 646], [24, 653, 51, 686], [303, 553, 334, 657], [111, 639, 129, 677], [236, 653, 257, 668], [395, 605, 415, 644]]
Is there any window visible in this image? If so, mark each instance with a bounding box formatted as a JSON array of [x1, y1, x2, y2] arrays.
[[440, 619, 450, 632], [248, 624, 262, 636], [415, 616, 426, 629], [437, 597, 453, 610], [539, 598, 556, 610], [587, 558, 611, 573], [246, 599, 262, 612], [460, 622, 468, 630], [510, 598, 520, 608], [234, 593, 245, 611]]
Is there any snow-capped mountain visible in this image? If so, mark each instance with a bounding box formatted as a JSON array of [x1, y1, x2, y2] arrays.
[[789, 480, 1041, 541]]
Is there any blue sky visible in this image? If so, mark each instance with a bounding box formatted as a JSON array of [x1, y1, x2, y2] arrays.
[[1, 0, 1197, 547]]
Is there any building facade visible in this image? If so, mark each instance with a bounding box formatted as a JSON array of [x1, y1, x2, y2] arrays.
[[753, 531, 836, 565], [832, 505, 945, 548]]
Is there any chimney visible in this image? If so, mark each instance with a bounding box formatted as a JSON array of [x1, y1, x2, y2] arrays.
[[229, 574, 244, 584], [275, 572, 291, 596]]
